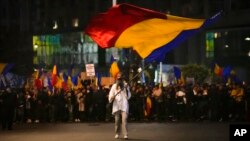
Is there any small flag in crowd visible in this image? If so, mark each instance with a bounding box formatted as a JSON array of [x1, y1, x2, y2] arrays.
[[109, 55, 120, 78], [173, 66, 181, 79], [52, 65, 57, 86], [0, 63, 14, 75], [144, 96, 152, 117], [222, 66, 232, 78], [214, 63, 223, 76]]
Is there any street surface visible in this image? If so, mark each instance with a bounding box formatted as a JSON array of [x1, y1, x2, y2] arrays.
[[0, 122, 230, 141]]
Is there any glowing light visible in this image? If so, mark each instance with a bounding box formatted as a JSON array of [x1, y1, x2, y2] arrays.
[[138, 67, 142, 73], [53, 21, 58, 29], [72, 18, 79, 27], [34, 43, 38, 49], [245, 37, 250, 41], [214, 32, 218, 38]]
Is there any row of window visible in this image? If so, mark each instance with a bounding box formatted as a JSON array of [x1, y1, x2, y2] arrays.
[[33, 28, 250, 68], [206, 30, 250, 60], [33, 32, 123, 67]]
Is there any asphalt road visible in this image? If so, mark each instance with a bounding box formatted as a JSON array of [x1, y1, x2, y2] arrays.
[[0, 122, 230, 141]]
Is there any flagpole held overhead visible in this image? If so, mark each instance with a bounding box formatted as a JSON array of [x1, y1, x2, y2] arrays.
[[112, 0, 117, 6], [111, 0, 119, 60]]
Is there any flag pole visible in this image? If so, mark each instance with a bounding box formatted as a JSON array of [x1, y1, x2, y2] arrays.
[[128, 62, 152, 85], [141, 59, 145, 85], [112, 0, 117, 6], [159, 62, 163, 86], [110, 0, 142, 85]]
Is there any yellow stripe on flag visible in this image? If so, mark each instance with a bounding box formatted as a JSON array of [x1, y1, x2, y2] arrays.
[[115, 15, 204, 58]]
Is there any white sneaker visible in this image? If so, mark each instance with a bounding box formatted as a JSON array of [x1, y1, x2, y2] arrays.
[[124, 135, 128, 140], [115, 134, 119, 139]]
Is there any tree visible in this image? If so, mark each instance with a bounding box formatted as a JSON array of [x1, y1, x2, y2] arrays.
[[181, 64, 209, 84]]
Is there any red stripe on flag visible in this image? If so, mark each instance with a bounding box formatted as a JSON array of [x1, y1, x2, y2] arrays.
[[85, 3, 166, 48]]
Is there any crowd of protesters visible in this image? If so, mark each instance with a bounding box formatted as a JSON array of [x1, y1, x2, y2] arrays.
[[1, 81, 250, 129]]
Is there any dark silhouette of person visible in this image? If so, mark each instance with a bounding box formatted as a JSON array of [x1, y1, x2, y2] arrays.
[[1, 87, 17, 130]]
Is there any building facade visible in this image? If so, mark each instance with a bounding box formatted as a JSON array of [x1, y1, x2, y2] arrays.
[[0, 0, 249, 82]]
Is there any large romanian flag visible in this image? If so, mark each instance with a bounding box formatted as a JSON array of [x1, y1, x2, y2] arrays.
[[85, 3, 221, 62]]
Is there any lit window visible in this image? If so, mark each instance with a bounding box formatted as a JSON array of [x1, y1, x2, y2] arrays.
[[205, 32, 215, 58], [32, 33, 99, 66]]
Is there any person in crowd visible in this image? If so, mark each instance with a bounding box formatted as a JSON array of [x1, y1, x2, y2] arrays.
[[128, 84, 137, 121], [104, 85, 112, 122], [53, 88, 67, 122], [143, 85, 153, 121], [209, 84, 220, 121], [175, 86, 187, 121], [0, 89, 4, 123], [184, 84, 195, 121], [15, 88, 25, 124], [218, 84, 230, 121], [165, 85, 176, 121], [1, 87, 17, 130], [244, 84, 250, 121], [65, 90, 74, 122], [84, 85, 93, 121], [75, 88, 85, 122], [198, 84, 209, 120], [109, 72, 131, 139], [192, 84, 203, 120], [134, 85, 144, 121], [230, 84, 245, 121], [36, 87, 49, 123], [24, 89, 32, 123], [92, 85, 106, 121], [152, 84, 164, 121]]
